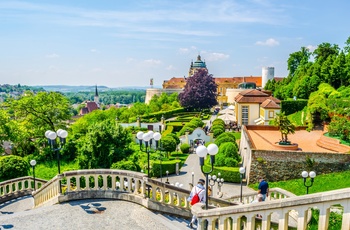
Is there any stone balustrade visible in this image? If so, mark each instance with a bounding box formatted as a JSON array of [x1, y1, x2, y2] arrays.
[[31, 169, 234, 218], [192, 187, 350, 230], [227, 187, 296, 204], [0, 176, 47, 203]]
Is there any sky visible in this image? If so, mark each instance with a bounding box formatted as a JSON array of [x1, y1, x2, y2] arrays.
[[1, 0, 349, 88]]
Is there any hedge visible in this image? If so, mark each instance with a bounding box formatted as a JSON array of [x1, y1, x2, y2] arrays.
[[281, 99, 308, 115]]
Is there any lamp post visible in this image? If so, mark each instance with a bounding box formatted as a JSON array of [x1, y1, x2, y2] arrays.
[[45, 129, 68, 193], [191, 172, 194, 186], [136, 131, 161, 198], [165, 170, 169, 184], [302, 171, 316, 194], [30, 160, 37, 191], [196, 144, 219, 210], [208, 173, 224, 197], [239, 167, 246, 203]]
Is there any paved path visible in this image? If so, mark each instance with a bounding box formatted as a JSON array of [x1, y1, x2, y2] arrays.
[[0, 197, 191, 230], [162, 153, 255, 199]]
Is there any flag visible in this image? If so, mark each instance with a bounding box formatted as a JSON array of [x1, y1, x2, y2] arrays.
[[150, 78, 154, 86]]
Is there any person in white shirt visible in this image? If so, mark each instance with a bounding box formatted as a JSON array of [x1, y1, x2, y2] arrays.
[[187, 178, 206, 228]]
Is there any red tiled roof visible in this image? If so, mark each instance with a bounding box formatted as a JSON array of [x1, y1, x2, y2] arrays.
[[235, 89, 280, 104], [261, 99, 280, 109]]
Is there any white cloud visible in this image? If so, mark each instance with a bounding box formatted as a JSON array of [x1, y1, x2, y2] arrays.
[[46, 53, 59, 58], [179, 46, 197, 54], [306, 45, 317, 52], [166, 65, 176, 70], [255, 38, 280, 46], [90, 49, 98, 53], [203, 52, 230, 61], [143, 59, 162, 66]]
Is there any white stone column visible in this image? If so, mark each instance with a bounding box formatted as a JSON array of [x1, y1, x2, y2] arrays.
[[277, 210, 289, 230], [218, 216, 226, 230], [245, 213, 256, 230], [318, 206, 330, 230], [295, 207, 308, 230], [111, 176, 116, 190], [76, 176, 81, 191], [66, 177, 71, 192], [102, 175, 107, 190], [260, 211, 271, 230], [341, 200, 350, 230], [94, 175, 98, 189]]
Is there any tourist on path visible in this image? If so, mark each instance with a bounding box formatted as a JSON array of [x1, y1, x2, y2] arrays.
[[187, 179, 206, 228], [258, 178, 269, 201]]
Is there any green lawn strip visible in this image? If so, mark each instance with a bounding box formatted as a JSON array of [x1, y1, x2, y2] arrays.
[[249, 170, 350, 196], [33, 160, 79, 181], [324, 132, 350, 146]]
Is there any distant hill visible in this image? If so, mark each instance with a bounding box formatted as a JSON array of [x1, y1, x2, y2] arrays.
[[36, 85, 150, 93]]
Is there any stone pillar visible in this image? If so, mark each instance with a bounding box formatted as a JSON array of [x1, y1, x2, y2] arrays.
[[318, 206, 330, 230], [296, 207, 308, 230], [277, 211, 289, 230], [341, 201, 350, 230]]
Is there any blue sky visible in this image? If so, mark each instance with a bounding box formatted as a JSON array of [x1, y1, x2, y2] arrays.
[[1, 0, 349, 88]]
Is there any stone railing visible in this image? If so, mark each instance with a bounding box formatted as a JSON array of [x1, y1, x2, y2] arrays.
[[0, 176, 47, 203], [192, 187, 350, 230], [227, 187, 296, 204], [32, 169, 234, 218]]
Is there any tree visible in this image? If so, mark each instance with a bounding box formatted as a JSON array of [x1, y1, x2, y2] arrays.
[[0, 91, 72, 156], [287, 47, 311, 77], [272, 112, 295, 144], [178, 69, 217, 110], [214, 142, 240, 167], [160, 135, 176, 158], [75, 120, 133, 169], [0, 155, 29, 180]]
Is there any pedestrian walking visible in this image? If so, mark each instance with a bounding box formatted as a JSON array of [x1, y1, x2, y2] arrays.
[[187, 178, 206, 228], [258, 177, 269, 201]]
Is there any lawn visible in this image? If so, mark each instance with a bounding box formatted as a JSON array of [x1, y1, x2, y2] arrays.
[[31, 160, 80, 181], [249, 170, 350, 196]]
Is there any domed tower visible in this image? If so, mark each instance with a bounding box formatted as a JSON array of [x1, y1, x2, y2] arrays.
[[188, 55, 207, 76]]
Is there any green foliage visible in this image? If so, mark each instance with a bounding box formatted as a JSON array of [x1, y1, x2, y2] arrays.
[[281, 99, 308, 115], [111, 160, 139, 171], [212, 127, 225, 138], [249, 170, 350, 196], [166, 133, 180, 145], [0, 155, 29, 180], [214, 132, 237, 147], [161, 135, 177, 156], [75, 120, 133, 169], [180, 143, 190, 153], [328, 116, 350, 140], [272, 112, 296, 143], [214, 142, 240, 167]]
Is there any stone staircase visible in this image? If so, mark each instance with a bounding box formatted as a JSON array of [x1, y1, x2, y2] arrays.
[[316, 134, 350, 153]]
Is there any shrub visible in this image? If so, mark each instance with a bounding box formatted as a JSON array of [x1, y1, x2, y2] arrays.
[[0, 155, 30, 181], [111, 160, 139, 171], [180, 143, 190, 153]]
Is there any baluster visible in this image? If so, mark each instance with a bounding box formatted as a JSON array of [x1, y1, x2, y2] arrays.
[[94, 175, 98, 190], [76, 176, 81, 191], [245, 213, 256, 230], [85, 176, 89, 190], [111, 176, 116, 190], [260, 211, 271, 230], [66, 177, 71, 192], [341, 202, 350, 230], [318, 206, 330, 230], [102, 175, 107, 190], [277, 211, 289, 230], [295, 207, 308, 230]]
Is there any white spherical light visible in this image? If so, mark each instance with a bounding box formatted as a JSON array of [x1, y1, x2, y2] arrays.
[[148, 131, 154, 137], [56, 129, 63, 137], [301, 171, 308, 178], [48, 131, 57, 140], [136, 131, 144, 140], [143, 133, 151, 142], [153, 132, 161, 141], [60, 130, 68, 138], [196, 145, 208, 158], [309, 171, 316, 178], [45, 130, 51, 138], [207, 144, 219, 156], [30, 159, 37, 166], [239, 167, 246, 174]]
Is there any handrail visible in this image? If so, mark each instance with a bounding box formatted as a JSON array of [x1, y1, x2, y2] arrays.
[[192, 187, 350, 230]]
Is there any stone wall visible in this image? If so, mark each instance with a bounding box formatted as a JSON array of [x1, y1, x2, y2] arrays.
[[249, 150, 350, 184]]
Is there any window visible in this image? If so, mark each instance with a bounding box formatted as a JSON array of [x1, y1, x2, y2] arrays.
[[269, 111, 274, 118], [242, 106, 249, 125]]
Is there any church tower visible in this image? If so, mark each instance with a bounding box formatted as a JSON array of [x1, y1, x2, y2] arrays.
[[188, 55, 207, 76], [94, 85, 99, 105]]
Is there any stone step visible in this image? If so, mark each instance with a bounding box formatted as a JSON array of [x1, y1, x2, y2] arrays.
[[153, 212, 192, 229]]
